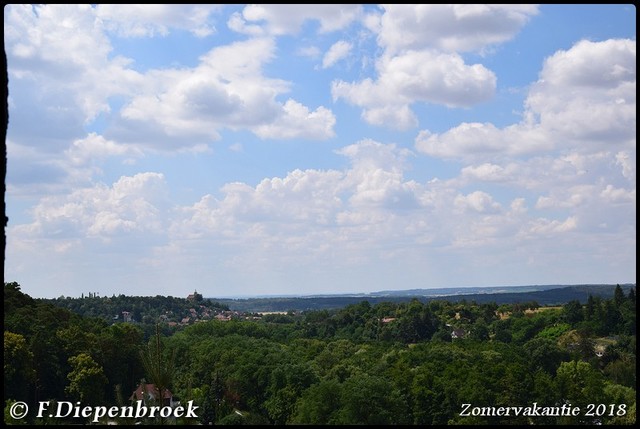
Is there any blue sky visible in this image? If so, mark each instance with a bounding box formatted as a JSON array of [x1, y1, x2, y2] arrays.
[[4, 4, 636, 299]]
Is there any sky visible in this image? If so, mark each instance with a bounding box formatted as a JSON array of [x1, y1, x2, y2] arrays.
[[3, 4, 636, 299]]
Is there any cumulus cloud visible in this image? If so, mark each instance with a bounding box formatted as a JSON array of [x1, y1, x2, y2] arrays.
[[417, 38, 636, 160], [330, 4, 537, 130], [333, 51, 496, 129], [4, 5, 634, 296], [7, 133, 145, 197], [95, 4, 221, 37], [526, 39, 636, 145], [600, 185, 636, 204], [252, 99, 336, 140], [460, 163, 516, 183], [8, 136, 634, 295], [454, 191, 502, 214], [525, 216, 578, 237], [168, 139, 589, 268], [5, 4, 144, 130], [415, 122, 549, 161], [322, 40, 352, 68], [5, 4, 337, 159], [377, 4, 539, 54], [65, 133, 143, 166], [415, 38, 636, 245], [616, 151, 635, 182], [170, 140, 428, 250], [110, 38, 336, 148], [228, 4, 362, 36], [16, 173, 169, 241], [155, 139, 597, 261]]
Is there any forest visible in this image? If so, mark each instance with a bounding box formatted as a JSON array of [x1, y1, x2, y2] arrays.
[[4, 281, 636, 425]]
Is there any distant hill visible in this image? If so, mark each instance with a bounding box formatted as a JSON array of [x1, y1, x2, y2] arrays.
[[210, 284, 635, 312]]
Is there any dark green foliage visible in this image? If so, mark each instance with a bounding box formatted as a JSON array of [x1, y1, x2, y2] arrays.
[[4, 332, 35, 402], [39, 293, 230, 339], [4, 282, 636, 425]]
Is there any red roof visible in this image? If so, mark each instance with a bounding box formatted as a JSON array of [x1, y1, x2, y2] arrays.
[[130, 383, 172, 401]]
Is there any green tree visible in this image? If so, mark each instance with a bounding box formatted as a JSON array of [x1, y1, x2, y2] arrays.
[[99, 323, 145, 397], [555, 360, 607, 424], [563, 300, 583, 324], [198, 370, 228, 425], [264, 363, 317, 424], [394, 299, 437, 343], [523, 337, 569, 374], [603, 355, 636, 389], [603, 383, 636, 425], [65, 353, 108, 406], [469, 319, 489, 341], [584, 294, 595, 321], [291, 379, 342, 424], [333, 373, 409, 425], [139, 325, 175, 410], [4, 399, 30, 426], [613, 284, 625, 307], [4, 332, 36, 402]]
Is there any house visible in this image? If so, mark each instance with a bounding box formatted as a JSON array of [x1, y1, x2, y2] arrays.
[[381, 317, 396, 324], [215, 313, 231, 321], [130, 383, 176, 407], [451, 328, 466, 339]]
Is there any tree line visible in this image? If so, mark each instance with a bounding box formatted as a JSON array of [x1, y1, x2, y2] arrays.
[[4, 282, 636, 425]]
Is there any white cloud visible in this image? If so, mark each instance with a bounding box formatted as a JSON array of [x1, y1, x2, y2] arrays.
[[16, 173, 169, 241], [4, 5, 635, 297], [616, 151, 635, 182], [376, 4, 538, 55], [335, 51, 497, 108], [7, 132, 146, 197], [525, 216, 578, 236], [7, 136, 635, 296], [252, 99, 336, 140], [228, 4, 362, 36], [417, 38, 636, 160], [66, 133, 143, 166], [297, 45, 322, 59], [5, 5, 145, 125], [172, 140, 424, 244], [167, 139, 558, 269], [5, 4, 337, 160], [535, 186, 592, 210], [361, 105, 418, 130], [332, 48, 496, 130], [111, 38, 336, 147], [526, 39, 636, 145], [95, 4, 221, 37], [600, 185, 636, 204], [460, 163, 516, 183], [322, 40, 352, 69], [414, 37, 636, 252], [329, 4, 536, 129], [415, 122, 549, 161], [454, 191, 502, 214]]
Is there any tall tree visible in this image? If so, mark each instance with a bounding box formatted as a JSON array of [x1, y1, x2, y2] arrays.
[[139, 324, 175, 422], [4, 331, 35, 402], [614, 284, 625, 308], [65, 353, 108, 406]]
